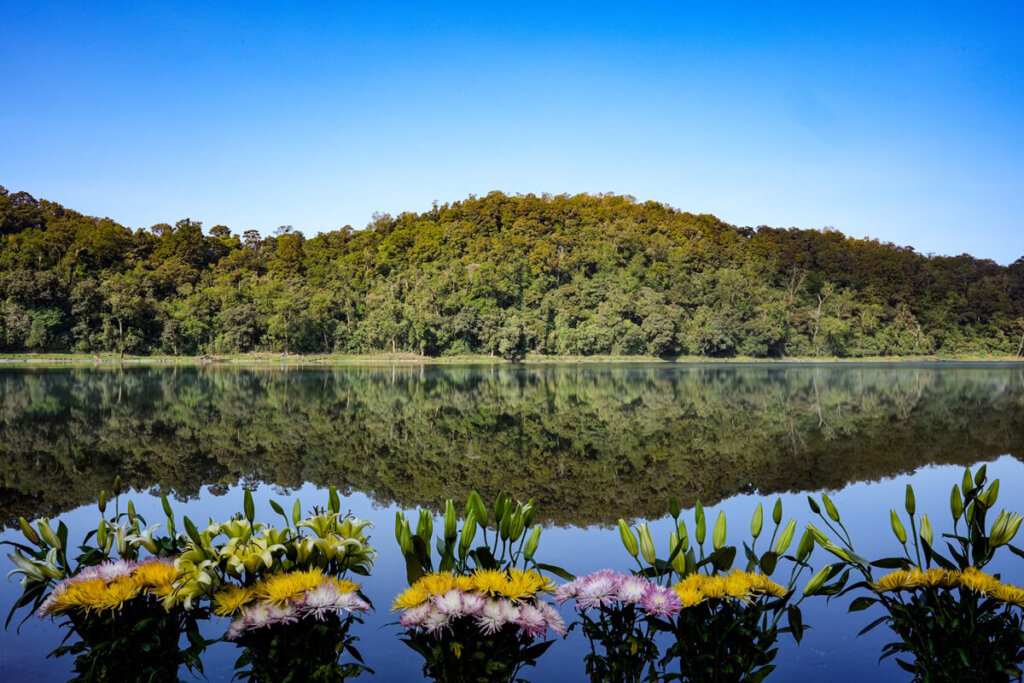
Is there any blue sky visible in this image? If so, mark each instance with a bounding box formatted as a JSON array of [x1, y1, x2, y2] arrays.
[[1, 1, 1022, 263]]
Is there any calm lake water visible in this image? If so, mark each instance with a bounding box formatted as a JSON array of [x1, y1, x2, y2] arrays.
[[2, 362, 1023, 681]]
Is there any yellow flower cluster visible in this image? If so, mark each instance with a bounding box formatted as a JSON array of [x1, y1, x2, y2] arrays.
[[874, 567, 1024, 606], [392, 569, 554, 611], [43, 561, 179, 616], [671, 570, 787, 608], [210, 569, 361, 616]]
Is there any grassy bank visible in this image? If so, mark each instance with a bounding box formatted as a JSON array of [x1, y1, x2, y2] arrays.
[[0, 351, 1021, 366]]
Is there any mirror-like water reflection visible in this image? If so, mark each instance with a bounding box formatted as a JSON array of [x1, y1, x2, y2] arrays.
[[2, 362, 1023, 681]]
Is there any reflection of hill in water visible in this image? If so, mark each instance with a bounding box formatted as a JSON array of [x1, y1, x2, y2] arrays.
[[2, 364, 1023, 527]]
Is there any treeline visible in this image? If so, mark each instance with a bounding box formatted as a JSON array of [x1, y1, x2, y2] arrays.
[[2, 186, 1023, 358]]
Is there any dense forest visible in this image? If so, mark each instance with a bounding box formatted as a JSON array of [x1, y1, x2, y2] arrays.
[[2, 365, 1022, 526], [2, 185, 1023, 358]]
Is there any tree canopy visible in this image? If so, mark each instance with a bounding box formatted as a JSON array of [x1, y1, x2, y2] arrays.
[[2, 186, 1022, 358]]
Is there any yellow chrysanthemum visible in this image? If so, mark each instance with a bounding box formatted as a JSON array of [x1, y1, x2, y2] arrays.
[[916, 568, 957, 589], [256, 569, 324, 607], [212, 585, 257, 616], [874, 570, 915, 593], [501, 569, 553, 601], [418, 573, 461, 597], [51, 578, 108, 613], [748, 573, 787, 598], [132, 561, 179, 590], [701, 576, 727, 600], [470, 569, 507, 595], [959, 567, 1000, 596], [723, 570, 754, 599], [91, 577, 143, 612], [674, 574, 707, 593], [991, 583, 1024, 608], [674, 585, 704, 608], [330, 578, 360, 594], [392, 583, 430, 611]]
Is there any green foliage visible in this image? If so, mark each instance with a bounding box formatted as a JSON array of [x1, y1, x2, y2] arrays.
[[1, 187, 1021, 357]]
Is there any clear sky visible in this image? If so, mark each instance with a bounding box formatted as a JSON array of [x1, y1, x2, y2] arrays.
[[1, 2, 1022, 263]]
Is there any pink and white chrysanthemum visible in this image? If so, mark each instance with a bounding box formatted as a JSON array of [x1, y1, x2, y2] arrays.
[[341, 592, 370, 613], [266, 603, 299, 627], [37, 583, 66, 619], [554, 578, 582, 604], [433, 589, 465, 617], [423, 607, 453, 636], [399, 603, 432, 629], [515, 602, 547, 638], [460, 592, 486, 616], [641, 584, 682, 617], [96, 559, 137, 582], [475, 598, 507, 635], [538, 601, 567, 636], [616, 575, 650, 605], [225, 618, 247, 640], [576, 571, 622, 609], [241, 603, 272, 630], [302, 583, 342, 620]]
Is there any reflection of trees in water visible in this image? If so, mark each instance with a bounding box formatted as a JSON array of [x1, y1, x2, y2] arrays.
[[1, 364, 1022, 527]]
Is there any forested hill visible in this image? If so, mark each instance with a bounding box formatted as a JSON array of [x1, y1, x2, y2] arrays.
[[1, 186, 1023, 359]]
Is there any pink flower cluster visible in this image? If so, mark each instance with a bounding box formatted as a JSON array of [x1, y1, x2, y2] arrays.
[[399, 589, 567, 639], [226, 581, 370, 640], [555, 570, 682, 617]]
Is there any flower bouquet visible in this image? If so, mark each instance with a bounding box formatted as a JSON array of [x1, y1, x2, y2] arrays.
[[392, 491, 569, 682], [617, 498, 818, 682], [555, 570, 675, 682], [6, 479, 207, 682], [806, 466, 1024, 682], [169, 486, 376, 682]]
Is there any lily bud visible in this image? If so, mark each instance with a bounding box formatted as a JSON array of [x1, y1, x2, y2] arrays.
[[444, 500, 457, 540], [677, 519, 689, 552], [113, 475, 122, 497], [416, 509, 433, 544], [713, 512, 727, 550], [618, 519, 639, 557], [919, 515, 933, 547], [751, 504, 763, 540], [509, 510, 526, 542], [772, 499, 782, 525], [97, 521, 108, 549], [98, 491, 107, 515], [796, 529, 814, 562], [905, 485, 916, 517], [962, 468, 973, 495], [637, 523, 657, 565], [950, 486, 963, 522], [37, 518, 61, 550], [524, 525, 541, 557], [803, 564, 832, 595], [806, 524, 829, 546], [18, 517, 40, 546], [822, 494, 840, 523], [890, 510, 907, 544], [774, 520, 796, 555], [460, 511, 478, 552], [670, 532, 687, 574], [695, 502, 706, 545], [469, 491, 487, 528], [243, 489, 255, 523]]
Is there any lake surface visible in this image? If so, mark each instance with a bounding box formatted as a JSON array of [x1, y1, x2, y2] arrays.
[[2, 362, 1023, 681]]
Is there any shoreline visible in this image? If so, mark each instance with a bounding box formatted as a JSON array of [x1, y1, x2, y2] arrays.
[[1, 352, 1022, 366]]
